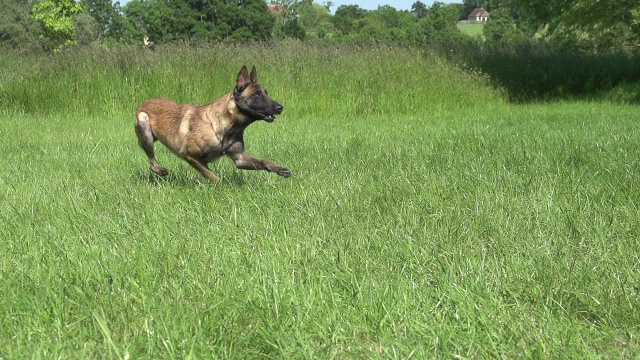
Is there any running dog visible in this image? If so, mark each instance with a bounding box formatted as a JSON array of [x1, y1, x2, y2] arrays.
[[134, 65, 291, 181]]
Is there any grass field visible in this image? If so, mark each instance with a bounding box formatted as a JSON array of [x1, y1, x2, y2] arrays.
[[1, 42, 639, 358], [457, 23, 484, 39]]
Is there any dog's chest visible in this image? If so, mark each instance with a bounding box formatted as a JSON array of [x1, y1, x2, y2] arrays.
[[191, 125, 244, 161]]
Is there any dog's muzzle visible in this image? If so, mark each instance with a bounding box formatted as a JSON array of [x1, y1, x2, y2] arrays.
[[264, 104, 283, 122]]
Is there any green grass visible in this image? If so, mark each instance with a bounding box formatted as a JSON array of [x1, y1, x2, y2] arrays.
[[1, 42, 640, 358], [457, 23, 485, 39]]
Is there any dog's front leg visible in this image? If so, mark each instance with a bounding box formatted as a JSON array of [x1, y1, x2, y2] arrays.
[[230, 152, 291, 178], [183, 155, 221, 181]]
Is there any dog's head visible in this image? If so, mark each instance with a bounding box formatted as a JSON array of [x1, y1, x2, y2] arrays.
[[233, 65, 283, 123]]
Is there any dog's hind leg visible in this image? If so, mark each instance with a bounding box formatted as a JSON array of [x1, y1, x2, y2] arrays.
[[135, 112, 169, 176]]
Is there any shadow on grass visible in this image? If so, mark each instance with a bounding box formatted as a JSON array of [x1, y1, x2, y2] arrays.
[[445, 39, 640, 103], [475, 46, 640, 102], [134, 169, 248, 187]]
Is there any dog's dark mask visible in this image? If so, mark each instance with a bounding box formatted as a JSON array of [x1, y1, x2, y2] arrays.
[[234, 66, 283, 123]]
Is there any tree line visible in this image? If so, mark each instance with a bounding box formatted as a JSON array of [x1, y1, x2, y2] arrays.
[[0, 0, 638, 53]]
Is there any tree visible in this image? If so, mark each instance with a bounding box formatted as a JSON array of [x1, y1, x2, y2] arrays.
[[73, 11, 99, 44], [0, 0, 41, 48], [322, 1, 332, 13], [223, 0, 274, 41], [283, 17, 305, 39], [373, 5, 401, 29], [81, 0, 129, 41], [506, 0, 639, 51], [32, 0, 85, 51], [411, 1, 427, 20], [123, 0, 274, 43], [296, 2, 332, 38], [332, 4, 367, 35], [483, 7, 521, 45], [299, 2, 330, 29], [420, 2, 459, 34]]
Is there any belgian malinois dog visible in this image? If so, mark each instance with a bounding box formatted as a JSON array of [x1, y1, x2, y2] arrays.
[[135, 65, 291, 181]]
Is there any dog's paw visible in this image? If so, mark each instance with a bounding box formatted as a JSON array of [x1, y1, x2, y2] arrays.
[[276, 168, 292, 178], [152, 166, 169, 176]]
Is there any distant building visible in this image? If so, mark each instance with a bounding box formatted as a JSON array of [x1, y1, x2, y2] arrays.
[[268, 4, 286, 15], [468, 8, 490, 23]]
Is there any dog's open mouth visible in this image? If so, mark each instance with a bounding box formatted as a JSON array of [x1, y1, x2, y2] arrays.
[[263, 115, 276, 122]]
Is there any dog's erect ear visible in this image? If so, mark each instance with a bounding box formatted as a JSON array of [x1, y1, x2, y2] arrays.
[[236, 65, 250, 90], [249, 66, 258, 83]]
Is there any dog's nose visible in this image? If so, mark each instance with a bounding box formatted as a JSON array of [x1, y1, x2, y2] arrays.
[[275, 104, 283, 114]]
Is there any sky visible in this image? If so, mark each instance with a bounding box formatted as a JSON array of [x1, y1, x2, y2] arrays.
[[328, 0, 459, 12]]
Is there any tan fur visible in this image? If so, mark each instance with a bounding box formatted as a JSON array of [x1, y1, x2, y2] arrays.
[[134, 66, 290, 181], [137, 96, 239, 159]]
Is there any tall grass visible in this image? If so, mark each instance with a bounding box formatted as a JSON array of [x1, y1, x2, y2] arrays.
[[0, 41, 502, 118], [1, 42, 639, 358]]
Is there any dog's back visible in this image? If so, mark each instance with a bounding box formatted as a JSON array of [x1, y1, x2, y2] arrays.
[[137, 98, 182, 126], [137, 98, 189, 143]]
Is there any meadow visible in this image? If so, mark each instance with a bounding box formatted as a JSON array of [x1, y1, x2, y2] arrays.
[[1, 42, 639, 358], [457, 23, 484, 39]]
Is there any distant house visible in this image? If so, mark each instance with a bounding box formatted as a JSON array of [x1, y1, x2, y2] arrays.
[[268, 4, 286, 15], [468, 8, 490, 23], [269, 4, 292, 24]]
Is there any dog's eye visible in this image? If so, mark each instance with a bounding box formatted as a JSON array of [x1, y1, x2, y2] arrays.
[[254, 92, 261, 98]]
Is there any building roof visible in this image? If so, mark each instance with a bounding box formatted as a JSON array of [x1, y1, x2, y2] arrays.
[[468, 8, 490, 18], [268, 4, 286, 15]]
